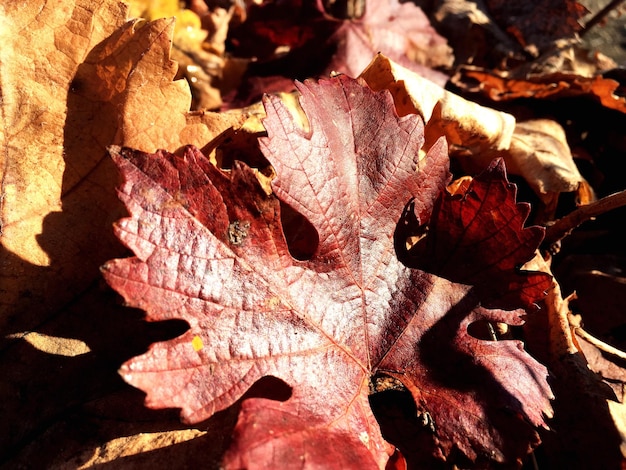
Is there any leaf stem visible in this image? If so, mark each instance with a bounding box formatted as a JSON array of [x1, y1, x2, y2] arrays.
[[574, 325, 626, 361], [543, 189, 626, 249]]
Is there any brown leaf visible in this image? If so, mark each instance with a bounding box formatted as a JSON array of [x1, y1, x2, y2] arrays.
[[0, 0, 129, 337], [0, 6, 246, 333], [112, 18, 247, 152], [459, 67, 626, 114]]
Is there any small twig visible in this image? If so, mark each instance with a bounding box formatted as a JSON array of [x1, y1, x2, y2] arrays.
[[574, 325, 626, 362], [580, 0, 626, 38], [543, 190, 626, 249]]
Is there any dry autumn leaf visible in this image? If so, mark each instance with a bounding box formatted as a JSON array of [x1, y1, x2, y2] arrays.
[[102, 75, 553, 468], [360, 54, 590, 215], [0, 0, 128, 336], [468, 68, 626, 113]]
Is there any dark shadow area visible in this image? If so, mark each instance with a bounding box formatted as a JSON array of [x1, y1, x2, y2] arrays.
[[419, 289, 541, 465], [280, 201, 319, 260], [369, 378, 447, 470], [242, 375, 293, 402], [537, 352, 624, 469]]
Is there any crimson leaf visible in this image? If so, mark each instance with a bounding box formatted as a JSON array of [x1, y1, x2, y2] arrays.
[[102, 75, 552, 468]]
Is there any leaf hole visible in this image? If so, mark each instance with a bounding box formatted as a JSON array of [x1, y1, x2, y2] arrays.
[[369, 373, 440, 467], [467, 320, 499, 341], [242, 375, 292, 402], [280, 201, 319, 260]]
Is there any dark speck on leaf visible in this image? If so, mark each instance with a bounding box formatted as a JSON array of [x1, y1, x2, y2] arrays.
[[228, 220, 251, 245]]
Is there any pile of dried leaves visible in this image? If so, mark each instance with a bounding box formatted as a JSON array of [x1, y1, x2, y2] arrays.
[[2, 0, 626, 468]]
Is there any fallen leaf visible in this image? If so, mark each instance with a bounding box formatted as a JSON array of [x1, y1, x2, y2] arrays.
[[360, 54, 516, 154], [0, 3, 245, 335], [0, 0, 129, 332], [455, 118, 592, 220], [459, 67, 626, 114], [399, 158, 553, 310], [103, 75, 552, 467], [429, 0, 587, 68], [360, 54, 589, 215], [112, 18, 247, 152], [326, 0, 453, 83]]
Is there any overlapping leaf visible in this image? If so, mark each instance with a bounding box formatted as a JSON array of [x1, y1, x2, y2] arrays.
[[102, 75, 552, 467], [399, 159, 553, 309]]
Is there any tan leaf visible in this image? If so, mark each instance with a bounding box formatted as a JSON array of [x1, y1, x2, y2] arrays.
[[360, 54, 588, 212], [1, 7, 246, 332], [360, 53, 516, 154], [112, 18, 247, 152], [0, 0, 129, 329]]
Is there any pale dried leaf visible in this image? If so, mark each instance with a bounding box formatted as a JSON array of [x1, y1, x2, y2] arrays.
[[360, 54, 515, 155], [360, 54, 588, 208]]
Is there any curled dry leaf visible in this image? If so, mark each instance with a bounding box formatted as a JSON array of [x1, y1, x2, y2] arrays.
[[360, 54, 516, 154], [360, 54, 588, 212], [459, 68, 626, 114], [103, 75, 553, 468]]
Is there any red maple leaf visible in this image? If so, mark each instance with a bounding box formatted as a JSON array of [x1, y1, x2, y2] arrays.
[[102, 75, 552, 468]]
